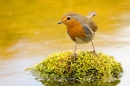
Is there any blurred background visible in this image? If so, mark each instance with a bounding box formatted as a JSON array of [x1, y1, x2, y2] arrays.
[[0, 0, 130, 86]]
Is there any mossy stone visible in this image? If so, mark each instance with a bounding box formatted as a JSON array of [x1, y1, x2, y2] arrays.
[[31, 50, 123, 83]]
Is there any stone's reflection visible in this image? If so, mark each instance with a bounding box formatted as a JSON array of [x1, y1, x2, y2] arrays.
[[39, 79, 120, 86]]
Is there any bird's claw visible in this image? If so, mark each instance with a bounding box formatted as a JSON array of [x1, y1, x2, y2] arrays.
[[90, 50, 98, 57]]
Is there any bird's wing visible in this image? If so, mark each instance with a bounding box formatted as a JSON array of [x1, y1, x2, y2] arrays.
[[84, 17, 98, 32], [83, 24, 94, 35], [82, 24, 95, 40]]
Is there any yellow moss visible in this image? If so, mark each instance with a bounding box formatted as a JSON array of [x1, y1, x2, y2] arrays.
[[31, 50, 123, 83]]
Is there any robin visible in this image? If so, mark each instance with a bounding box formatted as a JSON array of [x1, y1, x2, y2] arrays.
[[58, 12, 98, 60]]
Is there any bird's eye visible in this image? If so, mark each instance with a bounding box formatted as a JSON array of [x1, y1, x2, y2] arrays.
[[67, 16, 71, 20]]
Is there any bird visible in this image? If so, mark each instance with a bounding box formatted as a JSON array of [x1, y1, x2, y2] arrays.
[[58, 12, 98, 60]]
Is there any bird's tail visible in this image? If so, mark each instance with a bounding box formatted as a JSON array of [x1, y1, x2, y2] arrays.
[[86, 12, 97, 19]]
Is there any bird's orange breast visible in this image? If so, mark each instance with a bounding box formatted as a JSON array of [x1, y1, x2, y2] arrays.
[[67, 22, 87, 41]]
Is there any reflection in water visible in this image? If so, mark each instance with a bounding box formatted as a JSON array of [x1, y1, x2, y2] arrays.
[[0, 0, 130, 86], [40, 80, 120, 86]]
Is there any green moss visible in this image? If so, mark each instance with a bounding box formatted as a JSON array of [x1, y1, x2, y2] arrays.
[[31, 50, 123, 83]]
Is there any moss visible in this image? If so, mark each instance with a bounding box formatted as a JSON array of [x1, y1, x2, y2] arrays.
[[31, 50, 123, 83]]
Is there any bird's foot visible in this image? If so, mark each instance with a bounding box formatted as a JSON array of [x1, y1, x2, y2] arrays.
[[90, 50, 98, 57], [72, 52, 77, 62]]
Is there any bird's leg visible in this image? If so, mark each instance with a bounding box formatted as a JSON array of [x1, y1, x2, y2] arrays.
[[90, 40, 97, 56], [73, 43, 77, 61]]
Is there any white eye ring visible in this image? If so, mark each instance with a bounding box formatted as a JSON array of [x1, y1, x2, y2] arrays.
[[67, 16, 71, 20]]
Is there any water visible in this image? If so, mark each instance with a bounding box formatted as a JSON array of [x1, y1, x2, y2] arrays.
[[0, 0, 130, 86]]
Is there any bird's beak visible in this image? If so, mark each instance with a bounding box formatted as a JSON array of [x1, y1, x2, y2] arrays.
[[57, 21, 62, 24]]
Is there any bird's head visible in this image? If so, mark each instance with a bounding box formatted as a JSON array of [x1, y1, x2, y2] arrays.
[[58, 12, 84, 27]]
